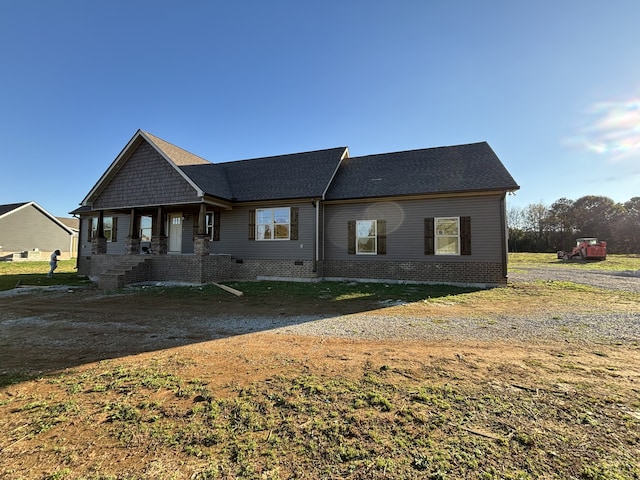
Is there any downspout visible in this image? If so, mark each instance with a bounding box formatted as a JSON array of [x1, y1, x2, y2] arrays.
[[69, 228, 73, 261], [500, 193, 508, 279], [312, 199, 318, 273]]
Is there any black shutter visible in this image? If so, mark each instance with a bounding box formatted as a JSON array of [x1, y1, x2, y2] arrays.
[[213, 211, 221, 241], [347, 220, 356, 254], [87, 217, 93, 242], [248, 209, 255, 240], [424, 218, 434, 255], [460, 216, 471, 255], [111, 217, 118, 242], [377, 220, 386, 255], [290, 207, 298, 241]]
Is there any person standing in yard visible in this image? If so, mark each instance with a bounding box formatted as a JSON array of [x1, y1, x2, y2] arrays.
[[48, 249, 61, 277]]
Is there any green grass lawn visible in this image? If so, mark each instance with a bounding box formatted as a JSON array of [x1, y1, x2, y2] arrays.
[[0, 259, 90, 291], [509, 252, 640, 271], [1, 253, 638, 292]]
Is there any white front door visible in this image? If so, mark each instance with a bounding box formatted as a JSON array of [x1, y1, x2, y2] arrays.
[[168, 213, 182, 253]]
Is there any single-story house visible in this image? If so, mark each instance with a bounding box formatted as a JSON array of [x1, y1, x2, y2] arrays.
[[72, 130, 519, 289], [0, 201, 78, 260]]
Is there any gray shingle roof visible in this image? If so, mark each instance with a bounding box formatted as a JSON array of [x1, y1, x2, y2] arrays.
[[0, 202, 28, 216], [181, 148, 348, 202], [82, 130, 518, 209], [324, 142, 519, 200]]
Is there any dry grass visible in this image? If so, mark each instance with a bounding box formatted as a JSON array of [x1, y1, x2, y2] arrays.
[[0, 254, 639, 479]]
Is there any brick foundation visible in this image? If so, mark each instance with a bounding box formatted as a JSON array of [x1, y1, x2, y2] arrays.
[[321, 259, 506, 287], [228, 258, 317, 281], [79, 255, 505, 288]]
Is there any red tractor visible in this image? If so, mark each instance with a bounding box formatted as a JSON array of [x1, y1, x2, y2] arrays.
[[557, 237, 607, 261]]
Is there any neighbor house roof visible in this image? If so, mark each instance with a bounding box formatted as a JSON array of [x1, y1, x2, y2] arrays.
[[324, 142, 519, 200], [0, 202, 29, 217], [0, 201, 76, 234]]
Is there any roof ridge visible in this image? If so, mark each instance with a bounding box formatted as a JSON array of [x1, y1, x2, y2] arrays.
[[217, 146, 348, 165], [346, 141, 489, 160]]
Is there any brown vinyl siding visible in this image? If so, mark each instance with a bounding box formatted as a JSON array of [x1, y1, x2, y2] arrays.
[[211, 202, 316, 260], [94, 142, 200, 209], [323, 195, 505, 263]]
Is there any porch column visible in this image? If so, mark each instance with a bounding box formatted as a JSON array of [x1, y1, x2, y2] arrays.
[[197, 203, 206, 235], [125, 208, 140, 255], [91, 210, 107, 255], [194, 204, 210, 256], [151, 206, 167, 255]]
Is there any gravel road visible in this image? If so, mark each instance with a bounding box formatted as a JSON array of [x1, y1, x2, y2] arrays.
[[0, 267, 638, 370], [508, 266, 640, 292], [266, 267, 640, 345]]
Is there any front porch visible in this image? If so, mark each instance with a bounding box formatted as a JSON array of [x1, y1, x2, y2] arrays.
[[84, 254, 233, 289]]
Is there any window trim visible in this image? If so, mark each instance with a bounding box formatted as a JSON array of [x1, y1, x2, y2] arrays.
[[256, 207, 291, 241], [425, 216, 471, 256], [435, 217, 460, 255], [139, 215, 152, 242], [356, 219, 377, 255], [90, 216, 117, 243], [205, 211, 221, 241], [348, 219, 386, 255]]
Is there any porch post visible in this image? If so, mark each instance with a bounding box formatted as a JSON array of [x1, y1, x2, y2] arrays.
[[197, 203, 206, 235], [194, 203, 210, 256], [125, 208, 140, 255], [151, 206, 167, 255], [91, 210, 107, 255]]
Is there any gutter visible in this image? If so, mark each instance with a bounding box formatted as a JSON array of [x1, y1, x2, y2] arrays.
[[500, 193, 508, 279]]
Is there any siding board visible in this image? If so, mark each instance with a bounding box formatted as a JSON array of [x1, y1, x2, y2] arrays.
[[0, 204, 75, 255], [211, 202, 316, 260], [323, 195, 504, 263]]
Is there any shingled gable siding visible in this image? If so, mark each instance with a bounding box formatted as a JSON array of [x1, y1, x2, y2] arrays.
[[93, 142, 200, 209]]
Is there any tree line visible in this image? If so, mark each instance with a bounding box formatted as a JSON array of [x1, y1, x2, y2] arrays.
[[508, 195, 640, 254]]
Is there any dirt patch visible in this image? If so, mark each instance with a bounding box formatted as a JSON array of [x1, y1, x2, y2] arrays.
[[1, 273, 639, 478]]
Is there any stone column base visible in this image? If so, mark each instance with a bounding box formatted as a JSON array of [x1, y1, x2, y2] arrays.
[[194, 235, 211, 256], [92, 237, 107, 255], [125, 237, 141, 255], [151, 235, 168, 255]]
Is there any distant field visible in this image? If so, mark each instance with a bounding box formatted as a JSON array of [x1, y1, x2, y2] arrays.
[[509, 252, 640, 271]]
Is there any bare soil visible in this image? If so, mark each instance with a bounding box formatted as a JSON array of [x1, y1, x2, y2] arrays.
[[0, 271, 639, 479]]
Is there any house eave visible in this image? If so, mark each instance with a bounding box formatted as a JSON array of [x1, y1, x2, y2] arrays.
[[323, 188, 519, 205]]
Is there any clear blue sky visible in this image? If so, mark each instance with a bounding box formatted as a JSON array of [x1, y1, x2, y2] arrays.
[[1, 1, 639, 218]]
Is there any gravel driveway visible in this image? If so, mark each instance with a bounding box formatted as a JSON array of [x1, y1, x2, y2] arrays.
[[508, 266, 640, 292], [270, 267, 640, 345], [0, 266, 638, 375]]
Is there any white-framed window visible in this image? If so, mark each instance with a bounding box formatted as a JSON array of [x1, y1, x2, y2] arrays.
[[435, 217, 460, 255], [256, 207, 290, 240], [356, 220, 377, 254], [91, 216, 116, 242], [140, 216, 152, 242], [204, 212, 220, 240]]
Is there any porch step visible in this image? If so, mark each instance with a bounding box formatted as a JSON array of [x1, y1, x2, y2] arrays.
[[98, 256, 152, 290]]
